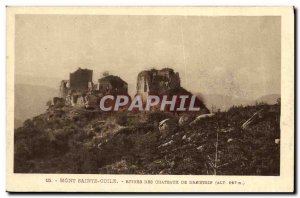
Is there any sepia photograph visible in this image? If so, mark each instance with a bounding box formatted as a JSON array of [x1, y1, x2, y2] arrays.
[[6, 6, 294, 192]]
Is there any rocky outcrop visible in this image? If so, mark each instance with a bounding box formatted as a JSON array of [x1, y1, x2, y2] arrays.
[[158, 118, 177, 138]]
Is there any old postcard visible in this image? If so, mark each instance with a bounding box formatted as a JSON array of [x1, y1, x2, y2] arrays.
[[6, 7, 294, 192]]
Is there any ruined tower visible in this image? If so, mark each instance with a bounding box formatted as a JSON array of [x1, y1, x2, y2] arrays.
[[136, 68, 209, 114], [98, 75, 128, 95], [69, 68, 93, 91], [136, 68, 180, 100]]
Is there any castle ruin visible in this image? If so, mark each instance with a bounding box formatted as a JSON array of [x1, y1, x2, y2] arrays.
[[136, 68, 180, 101], [59, 68, 129, 109], [136, 68, 209, 114]]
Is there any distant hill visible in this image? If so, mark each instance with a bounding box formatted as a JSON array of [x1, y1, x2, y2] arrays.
[[255, 94, 281, 105], [198, 93, 252, 112], [197, 93, 280, 112], [14, 84, 58, 128], [15, 74, 61, 89]]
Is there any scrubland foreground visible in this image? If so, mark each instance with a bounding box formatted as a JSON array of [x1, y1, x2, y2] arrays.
[[14, 102, 280, 175]]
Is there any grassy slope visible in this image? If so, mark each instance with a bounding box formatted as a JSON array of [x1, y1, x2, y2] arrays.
[[14, 103, 280, 175]]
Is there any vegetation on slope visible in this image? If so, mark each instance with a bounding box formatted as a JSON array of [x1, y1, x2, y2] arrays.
[[14, 102, 280, 175]]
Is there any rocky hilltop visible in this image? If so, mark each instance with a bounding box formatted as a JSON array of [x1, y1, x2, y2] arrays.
[[57, 67, 209, 113], [14, 67, 280, 175]]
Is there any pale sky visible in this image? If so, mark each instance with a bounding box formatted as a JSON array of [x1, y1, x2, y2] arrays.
[[15, 15, 281, 99]]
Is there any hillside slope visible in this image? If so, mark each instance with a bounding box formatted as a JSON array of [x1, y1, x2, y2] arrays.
[[14, 103, 280, 175], [199, 94, 252, 111]]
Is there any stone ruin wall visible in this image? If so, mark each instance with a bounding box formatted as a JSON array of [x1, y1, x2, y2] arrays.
[[136, 68, 181, 99]]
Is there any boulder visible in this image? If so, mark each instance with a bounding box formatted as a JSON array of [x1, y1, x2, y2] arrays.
[[227, 138, 233, 143], [53, 97, 65, 108], [196, 145, 204, 152], [158, 118, 177, 138], [178, 114, 195, 126], [189, 113, 215, 125], [158, 140, 175, 148], [220, 127, 234, 133]]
